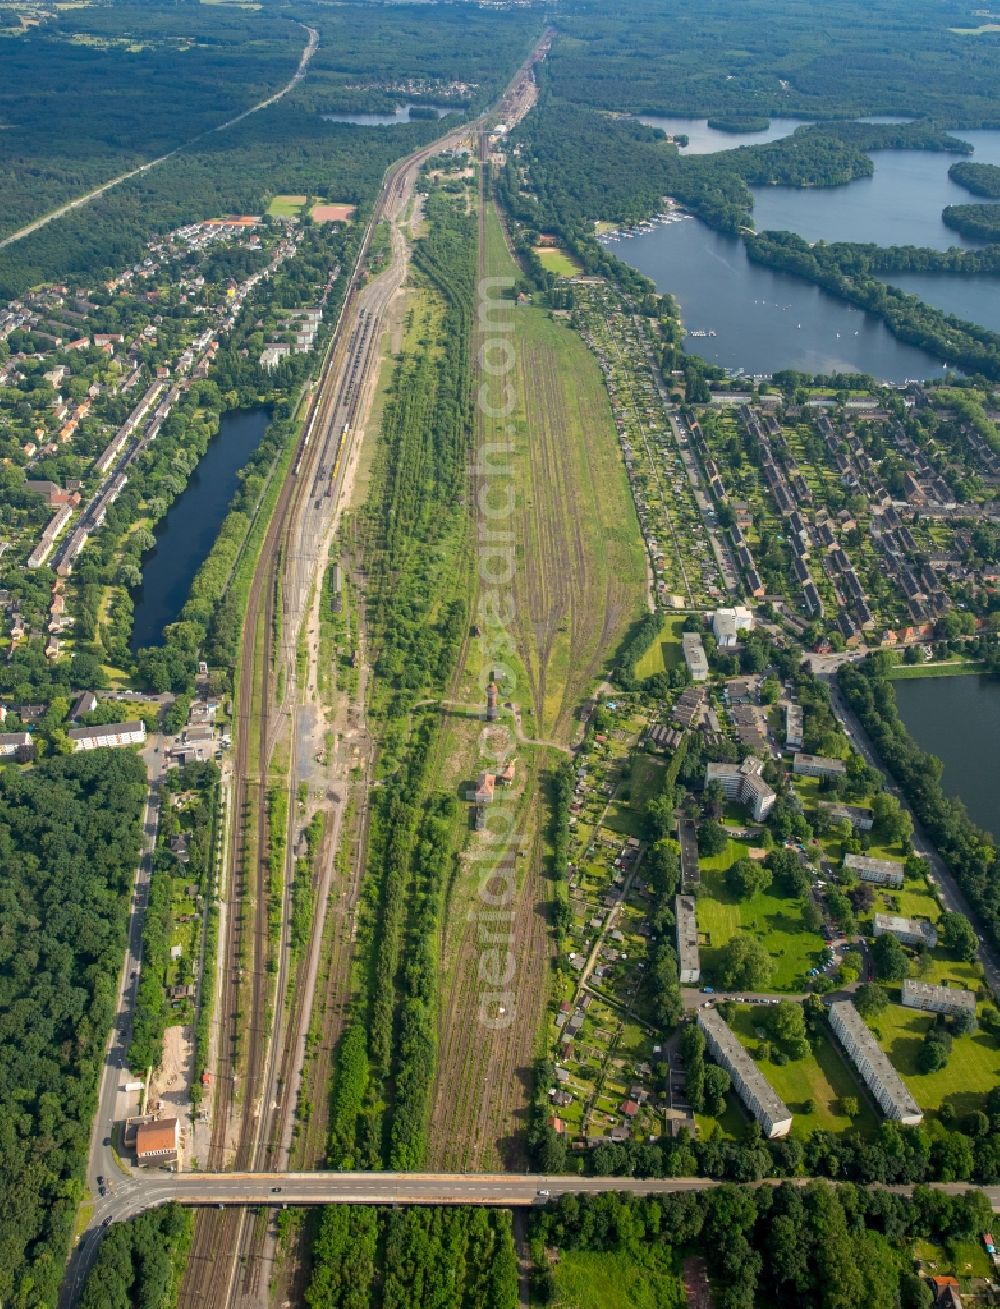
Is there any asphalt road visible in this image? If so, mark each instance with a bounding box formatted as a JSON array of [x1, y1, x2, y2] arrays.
[[78, 1171, 1000, 1231]]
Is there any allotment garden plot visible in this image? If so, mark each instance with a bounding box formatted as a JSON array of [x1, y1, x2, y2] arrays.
[[574, 283, 726, 611]]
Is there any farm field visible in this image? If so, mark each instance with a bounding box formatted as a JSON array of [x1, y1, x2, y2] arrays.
[[548, 1249, 685, 1309], [867, 1001, 1000, 1119], [481, 203, 647, 743], [697, 858, 826, 991], [534, 245, 583, 277], [633, 613, 686, 680], [727, 1005, 877, 1136]]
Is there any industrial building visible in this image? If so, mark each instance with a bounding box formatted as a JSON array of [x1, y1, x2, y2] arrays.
[[681, 631, 709, 683], [705, 756, 776, 821], [901, 979, 977, 1018], [844, 852, 905, 889], [698, 1008, 793, 1138], [675, 895, 700, 984], [828, 1000, 922, 1125], [873, 913, 938, 950], [134, 1116, 180, 1166]]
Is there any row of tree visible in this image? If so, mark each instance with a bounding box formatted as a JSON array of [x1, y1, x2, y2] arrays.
[[531, 1182, 994, 1309], [838, 656, 1000, 953], [308, 1206, 518, 1309]]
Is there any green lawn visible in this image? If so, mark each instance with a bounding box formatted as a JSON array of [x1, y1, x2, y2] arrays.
[[867, 1002, 1000, 1118], [728, 1006, 877, 1136], [550, 1249, 685, 1309], [629, 752, 666, 810], [534, 246, 584, 277], [697, 858, 825, 991], [634, 615, 686, 680], [267, 192, 307, 218], [886, 660, 983, 680]]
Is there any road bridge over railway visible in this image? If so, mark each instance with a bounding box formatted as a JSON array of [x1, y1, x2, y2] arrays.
[[80, 1170, 1000, 1229]]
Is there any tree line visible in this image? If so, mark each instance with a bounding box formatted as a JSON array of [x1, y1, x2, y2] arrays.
[[307, 1206, 518, 1309], [530, 1181, 994, 1309], [838, 656, 1000, 953], [0, 750, 147, 1306]]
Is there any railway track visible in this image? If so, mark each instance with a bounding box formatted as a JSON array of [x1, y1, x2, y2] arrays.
[[179, 36, 552, 1306]]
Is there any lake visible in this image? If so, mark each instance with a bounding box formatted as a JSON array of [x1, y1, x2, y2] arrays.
[[612, 218, 950, 380], [882, 272, 1000, 335], [322, 103, 455, 127], [130, 407, 271, 651], [752, 134, 1000, 252], [637, 114, 810, 154], [893, 673, 1000, 841], [613, 124, 1000, 375]]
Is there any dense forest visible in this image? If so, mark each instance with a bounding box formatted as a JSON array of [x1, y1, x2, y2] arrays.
[[504, 98, 973, 240], [78, 1206, 192, 1309], [949, 161, 1000, 197], [307, 1206, 518, 1309], [531, 1183, 994, 1309], [942, 203, 1000, 240], [546, 0, 1000, 122], [0, 3, 303, 242], [0, 3, 538, 298], [0, 750, 147, 1307]]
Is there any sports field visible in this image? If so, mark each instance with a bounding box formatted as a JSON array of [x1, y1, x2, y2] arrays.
[[534, 245, 583, 277], [311, 202, 356, 223], [267, 193, 307, 218]]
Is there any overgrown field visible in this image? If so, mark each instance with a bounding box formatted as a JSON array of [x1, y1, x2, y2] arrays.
[[481, 204, 646, 744]]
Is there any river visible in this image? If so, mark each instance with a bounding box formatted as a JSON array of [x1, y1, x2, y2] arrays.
[[893, 673, 1000, 841], [130, 407, 271, 651], [322, 103, 456, 127], [613, 124, 1000, 377]]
